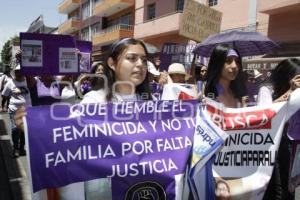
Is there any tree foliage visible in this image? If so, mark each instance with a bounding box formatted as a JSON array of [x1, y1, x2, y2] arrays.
[[0, 35, 19, 66], [1, 40, 11, 65]]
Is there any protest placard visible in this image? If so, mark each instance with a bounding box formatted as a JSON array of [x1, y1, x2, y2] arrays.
[[204, 89, 300, 200], [179, 0, 222, 42], [20, 33, 92, 75], [25, 100, 225, 199], [76, 40, 92, 73]]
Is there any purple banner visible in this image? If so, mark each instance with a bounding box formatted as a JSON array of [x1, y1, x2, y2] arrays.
[[26, 100, 198, 199], [160, 43, 208, 72], [76, 40, 92, 73], [20, 33, 92, 75]]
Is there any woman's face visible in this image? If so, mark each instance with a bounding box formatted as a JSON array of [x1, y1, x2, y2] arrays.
[[95, 64, 104, 75], [216, 182, 230, 199], [221, 56, 240, 81], [200, 65, 207, 79], [111, 44, 147, 87]]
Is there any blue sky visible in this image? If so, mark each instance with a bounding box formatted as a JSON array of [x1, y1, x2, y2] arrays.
[[0, 0, 66, 61]]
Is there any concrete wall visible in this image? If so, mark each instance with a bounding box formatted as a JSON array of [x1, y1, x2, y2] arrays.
[[257, 0, 300, 41], [212, 0, 250, 30], [134, 12, 182, 39], [143, 33, 189, 51], [135, 0, 178, 25], [268, 10, 300, 42]]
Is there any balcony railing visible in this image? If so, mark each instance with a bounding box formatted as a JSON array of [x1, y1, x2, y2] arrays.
[[222, 24, 257, 33], [58, 18, 81, 34], [96, 24, 133, 36], [93, 24, 134, 45]]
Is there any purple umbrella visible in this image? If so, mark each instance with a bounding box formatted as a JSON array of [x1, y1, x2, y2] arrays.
[[193, 30, 279, 57]]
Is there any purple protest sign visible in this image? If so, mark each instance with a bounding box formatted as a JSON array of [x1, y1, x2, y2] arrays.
[[160, 43, 178, 71], [76, 40, 92, 73], [25, 100, 198, 199], [20, 33, 91, 76], [160, 43, 208, 72]]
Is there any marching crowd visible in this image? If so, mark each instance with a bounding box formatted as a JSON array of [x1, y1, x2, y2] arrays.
[[1, 37, 300, 199]]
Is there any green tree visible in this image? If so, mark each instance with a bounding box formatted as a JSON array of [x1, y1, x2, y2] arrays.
[[1, 40, 11, 65], [0, 35, 19, 66], [11, 35, 20, 46]]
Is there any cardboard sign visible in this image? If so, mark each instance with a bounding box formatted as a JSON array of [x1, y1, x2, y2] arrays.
[[179, 0, 222, 42]]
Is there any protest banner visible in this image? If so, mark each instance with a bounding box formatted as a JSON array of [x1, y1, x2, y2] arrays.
[[76, 40, 92, 73], [161, 83, 197, 100], [160, 43, 209, 72], [24, 100, 225, 199], [20, 33, 92, 75], [150, 82, 163, 100], [188, 107, 228, 200], [204, 89, 300, 200], [11, 44, 20, 68], [179, 0, 222, 42]]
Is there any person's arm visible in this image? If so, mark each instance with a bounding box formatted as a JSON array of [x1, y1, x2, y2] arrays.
[[274, 75, 300, 103], [13, 106, 26, 131], [241, 95, 250, 107], [273, 89, 293, 103], [26, 76, 36, 89], [158, 71, 169, 86], [1, 80, 12, 97], [189, 54, 197, 84], [0, 75, 6, 92]]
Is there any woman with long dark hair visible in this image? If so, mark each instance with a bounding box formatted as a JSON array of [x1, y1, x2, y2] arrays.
[[204, 44, 247, 108], [14, 38, 152, 199], [271, 58, 300, 102], [80, 38, 152, 104], [261, 58, 300, 200]]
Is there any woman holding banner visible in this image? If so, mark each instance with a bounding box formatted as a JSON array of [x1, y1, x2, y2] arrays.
[[204, 44, 248, 108], [201, 44, 248, 200], [81, 38, 153, 199], [259, 58, 300, 200], [14, 38, 153, 199]]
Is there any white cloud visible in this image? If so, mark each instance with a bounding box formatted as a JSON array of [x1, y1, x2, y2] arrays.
[[0, 26, 26, 62]]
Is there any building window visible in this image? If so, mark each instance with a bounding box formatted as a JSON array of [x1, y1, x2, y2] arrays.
[[120, 13, 132, 25], [82, 2, 90, 20], [107, 13, 132, 28], [91, 23, 100, 37], [69, 12, 80, 20], [81, 27, 90, 41], [147, 3, 156, 20], [107, 19, 118, 27], [208, 0, 218, 6], [176, 0, 185, 11]]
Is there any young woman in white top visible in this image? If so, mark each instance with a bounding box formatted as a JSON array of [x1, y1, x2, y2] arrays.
[[14, 38, 152, 199], [204, 44, 248, 108], [257, 58, 300, 200], [82, 38, 152, 104]]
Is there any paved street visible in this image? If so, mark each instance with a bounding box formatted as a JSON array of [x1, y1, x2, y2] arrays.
[[0, 113, 31, 200]]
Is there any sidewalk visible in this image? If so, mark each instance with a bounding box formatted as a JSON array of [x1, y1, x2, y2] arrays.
[[0, 113, 31, 200]]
